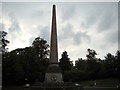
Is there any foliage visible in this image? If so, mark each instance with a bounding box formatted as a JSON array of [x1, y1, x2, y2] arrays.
[[0, 31, 10, 53], [75, 58, 86, 71], [104, 53, 116, 77], [86, 48, 97, 60], [74, 49, 120, 81], [32, 37, 49, 61], [3, 37, 49, 85], [115, 50, 120, 77], [59, 51, 73, 72]]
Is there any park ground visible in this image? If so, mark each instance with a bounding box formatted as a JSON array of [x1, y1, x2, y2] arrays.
[[2, 78, 119, 90], [78, 78, 119, 88]]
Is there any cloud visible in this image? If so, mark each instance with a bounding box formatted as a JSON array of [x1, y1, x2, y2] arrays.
[[5, 13, 29, 50], [105, 30, 118, 44], [31, 10, 44, 19], [96, 3, 118, 32], [59, 23, 73, 40], [0, 23, 5, 30], [81, 10, 101, 29], [7, 13, 22, 44], [58, 23, 90, 45], [8, 13, 21, 32], [61, 4, 76, 22], [74, 32, 90, 45], [97, 11, 117, 32], [37, 25, 50, 43]]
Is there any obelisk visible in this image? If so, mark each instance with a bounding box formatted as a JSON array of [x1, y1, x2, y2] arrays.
[[50, 5, 58, 65], [45, 5, 63, 83]]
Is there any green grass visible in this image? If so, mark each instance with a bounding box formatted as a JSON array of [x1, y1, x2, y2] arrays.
[[79, 78, 119, 87]]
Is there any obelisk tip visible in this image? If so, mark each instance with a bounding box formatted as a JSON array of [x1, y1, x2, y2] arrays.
[[53, 4, 56, 7]]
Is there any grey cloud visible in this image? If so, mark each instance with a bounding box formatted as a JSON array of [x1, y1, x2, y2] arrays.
[[59, 23, 90, 45], [61, 4, 76, 22], [79, 3, 117, 32], [105, 30, 118, 44], [31, 10, 44, 18], [98, 13, 116, 31], [37, 26, 50, 44], [97, 7, 117, 32], [59, 23, 73, 41], [73, 33, 82, 45], [7, 13, 22, 45], [8, 13, 21, 32], [81, 11, 101, 29], [74, 32, 90, 45], [0, 23, 5, 31]]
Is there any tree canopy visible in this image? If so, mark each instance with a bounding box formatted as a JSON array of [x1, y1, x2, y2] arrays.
[[59, 51, 73, 72], [3, 37, 49, 85]]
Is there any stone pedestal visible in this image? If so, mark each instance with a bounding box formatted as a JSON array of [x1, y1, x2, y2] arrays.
[[45, 64, 63, 83]]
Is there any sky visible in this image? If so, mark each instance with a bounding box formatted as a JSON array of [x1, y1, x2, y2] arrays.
[[1, 2, 119, 63]]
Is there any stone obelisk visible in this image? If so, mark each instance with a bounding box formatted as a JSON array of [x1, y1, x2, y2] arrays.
[[45, 5, 63, 83], [50, 4, 58, 65]]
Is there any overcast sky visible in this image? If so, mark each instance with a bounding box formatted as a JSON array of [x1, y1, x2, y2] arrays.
[[1, 2, 118, 62]]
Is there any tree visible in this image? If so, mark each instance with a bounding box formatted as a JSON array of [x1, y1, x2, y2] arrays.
[[104, 53, 116, 77], [0, 31, 10, 53], [86, 48, 97, 60], [3, 37, 50, 85], [32, 37, 49, 82], [75, 58, 86, 71], [115, 50, 120, 77], [3, 48, 25, 85], [32, 37, 49, 61], [59, 51, 73, 72], [86, 49, 101, 79]]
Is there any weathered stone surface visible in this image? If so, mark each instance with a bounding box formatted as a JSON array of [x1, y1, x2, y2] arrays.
[[46, 65, 62, 73]]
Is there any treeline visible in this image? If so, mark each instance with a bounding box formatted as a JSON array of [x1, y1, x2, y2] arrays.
[[63, 49, 120, 82], [2, 37, 49, 85], [1, 31, 120, 86]]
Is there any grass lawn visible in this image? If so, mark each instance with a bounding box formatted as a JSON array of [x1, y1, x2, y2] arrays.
[[79, 78, 119, 88]]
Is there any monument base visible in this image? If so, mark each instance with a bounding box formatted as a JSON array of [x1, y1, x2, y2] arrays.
[[44, 64, 64, 83]]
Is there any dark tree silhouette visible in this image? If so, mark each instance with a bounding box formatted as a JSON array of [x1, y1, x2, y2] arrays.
[[0, 31, 10, 53], [86, 49, 101, 79], [86, 48, 97, 60], [104, 53, 116, 77], [32, 37, 49, 61], [59, 51, 73, 72], [75, 58, 86, 71], [3, 37, 49, 85], [115, 50, 120, 77]]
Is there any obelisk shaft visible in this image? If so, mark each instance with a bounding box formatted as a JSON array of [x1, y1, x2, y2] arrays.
[[50, 5, 58, 63]]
